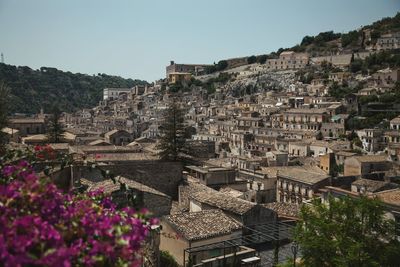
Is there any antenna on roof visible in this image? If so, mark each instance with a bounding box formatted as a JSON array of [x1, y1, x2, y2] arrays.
[[1, 53, 4, 63]]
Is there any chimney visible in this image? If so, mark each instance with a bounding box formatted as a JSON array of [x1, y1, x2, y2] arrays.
[[170, 61, 175, 65]]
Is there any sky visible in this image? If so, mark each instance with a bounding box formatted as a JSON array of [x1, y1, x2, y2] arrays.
[[0, 0, 399, 82]]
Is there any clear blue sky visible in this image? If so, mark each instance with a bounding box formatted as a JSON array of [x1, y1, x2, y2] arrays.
[[0, 0, 399, 81]]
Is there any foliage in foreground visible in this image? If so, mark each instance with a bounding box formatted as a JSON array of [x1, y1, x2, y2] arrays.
[[160, 250, 179, 267], [295, 196, 400, 267], [0, 147, 157, 266]]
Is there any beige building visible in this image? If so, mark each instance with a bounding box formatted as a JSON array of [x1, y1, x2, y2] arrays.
[[185, 165, 236, 188], [166, 61, 210, 78], [160, 209, 242, 266], [282, 108, 329, 130], [9, 117, 46, 136], [376, 32, 400, 50], [189, 190, 276, 226], [104, 129, 132, 145], [372, 68, 400, 87], [265, 51, 309, 70], [168, 72, 192, 84], [276, 167, 331, 204], [1, 127, 20, 142], [344, 155, 390, 177]]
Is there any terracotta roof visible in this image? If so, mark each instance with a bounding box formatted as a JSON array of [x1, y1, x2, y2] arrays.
[[390, 116, 400, 124], [284, 108, 327, 114], [86, 176, 168, 197], [263, 202, 300, 219], [374, 189, 400, 207], [336, 151, 357, 157], [191, 190, 255, 215], [352, 178, 390, 192], [163, 210, 241, 241], [88, 139, 112, 146], [1, 127, 19, 135], [104, 129, 130, 138], [10, 118, 45, 124], [354, 155, 387, 163], [277, 167, 330, 185]]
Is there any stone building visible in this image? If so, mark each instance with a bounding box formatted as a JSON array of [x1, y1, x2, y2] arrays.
[[189, 190, 277, 226], [376, 32, 400, 50], [282, 108, 329, 130], [185, 165, 236, 188], [103, 88, 132, 100], [265, 51, 309, 70], [104, 129, 133, 145], [160, 210, 254, 266], [358, 129, 385, 153], [344, 155, 391, 177], [276, 167, 331, 204], [168, 72, 192, 84], [166, 61, 211, 78], [9, 117, 46, 136], [351, 178, 398, 194], [372, 68, 400, 87]]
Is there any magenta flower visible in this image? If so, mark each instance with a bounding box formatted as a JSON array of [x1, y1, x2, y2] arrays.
[[0, 161, 158, 266]]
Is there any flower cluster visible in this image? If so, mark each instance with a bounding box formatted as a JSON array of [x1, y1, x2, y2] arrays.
[[0, 160, 157, 267], [34, 145, 57, 161]]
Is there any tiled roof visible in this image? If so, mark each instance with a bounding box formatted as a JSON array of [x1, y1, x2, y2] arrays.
[[352, 178, 389, 192], [263, 202, 300, 218], [86, 176, 168, 197], [284, 108, 327, 114], [10, 118, 45, 124], [163, 210, 241, 241], [277, 166, 330, 185], [374, 189, 400, 207], [191, 190, 255, 215], [354, 155, 387, 163]]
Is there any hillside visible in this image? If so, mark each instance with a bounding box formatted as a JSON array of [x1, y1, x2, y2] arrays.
[[206, 12, 400, 73], [0, 63, 147, 114]]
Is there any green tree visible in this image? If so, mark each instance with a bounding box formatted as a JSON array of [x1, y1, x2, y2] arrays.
[[0, 82, 10, 152], [247, 55, 257, 64], [156, 100, 185, 161], [47, 105, 64, 143], [301, 35, 315, 46], [341, 30, 360, 47], [295, 196, 400, 267], [316, 131, 324, 140], [216, 60, 228, 71], [160, 251, 179, 267], [258, 55, 268, 64]]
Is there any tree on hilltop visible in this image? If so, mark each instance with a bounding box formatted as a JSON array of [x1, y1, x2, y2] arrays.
[[0, 82, 10, 152]]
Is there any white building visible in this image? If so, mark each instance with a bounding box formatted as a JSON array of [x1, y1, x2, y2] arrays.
[[103, 88, 132, 100]]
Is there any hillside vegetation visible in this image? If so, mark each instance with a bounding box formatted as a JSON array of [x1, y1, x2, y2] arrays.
[[0, 63, 147, 114], [211, 12, 400, 72]]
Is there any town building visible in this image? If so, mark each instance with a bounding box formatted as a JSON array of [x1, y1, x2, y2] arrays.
[[276, 166, 331, 204], [166, 61, 211, 78], [344, 155, 391, 177]]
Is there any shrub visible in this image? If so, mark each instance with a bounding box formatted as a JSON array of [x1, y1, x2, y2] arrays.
[[0, 156, 157, 266], [160, 250, 179, 267]]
